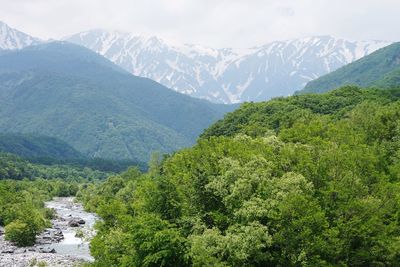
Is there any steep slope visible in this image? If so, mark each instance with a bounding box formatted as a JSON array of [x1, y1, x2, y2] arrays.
[[0, 21, 41, 50], [0, 42, 233, 162], [0, 133, 84, 160], [301, 42, 400, 94], [65, 31, 390, 103]]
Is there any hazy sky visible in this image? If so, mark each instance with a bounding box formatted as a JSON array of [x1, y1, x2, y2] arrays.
[[0, 0, 399, 47]]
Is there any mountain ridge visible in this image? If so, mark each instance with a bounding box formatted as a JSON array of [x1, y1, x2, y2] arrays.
[[0, 21, 393, 103], [65, 30, 391, 103]]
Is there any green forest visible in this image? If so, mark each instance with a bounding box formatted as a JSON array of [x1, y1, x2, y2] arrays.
[[2, 86, 400, 266], [0, 10, 399, 267], [73, 86, 400, 266]]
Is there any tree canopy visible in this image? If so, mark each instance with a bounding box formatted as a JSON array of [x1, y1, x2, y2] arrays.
[[79, 86, 400, 266]]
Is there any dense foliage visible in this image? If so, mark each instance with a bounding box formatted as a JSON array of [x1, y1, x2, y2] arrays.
[[203, 86, 400, 138], [80, 87, 400, 266], [301, 42, 400, 94], [40, 157, 147, 173], [0, 42, 234, 162], [0, 153, 108, 181]]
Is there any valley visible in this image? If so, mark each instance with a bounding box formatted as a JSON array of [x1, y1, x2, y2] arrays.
[[1, 4, 400, 266]]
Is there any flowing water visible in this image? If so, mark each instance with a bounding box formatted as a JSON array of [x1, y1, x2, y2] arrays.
[[45, 197, 97, 262]]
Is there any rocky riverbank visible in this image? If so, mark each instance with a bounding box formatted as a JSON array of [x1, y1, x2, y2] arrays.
[[0, 197, 97, 267]]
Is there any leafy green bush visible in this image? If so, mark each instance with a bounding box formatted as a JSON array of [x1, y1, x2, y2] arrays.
[[5, 220, 37, 246]]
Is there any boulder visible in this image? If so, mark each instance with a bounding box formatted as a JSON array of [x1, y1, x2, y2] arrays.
[[54, 230, 64, 241], [68, 220, 80, 227]]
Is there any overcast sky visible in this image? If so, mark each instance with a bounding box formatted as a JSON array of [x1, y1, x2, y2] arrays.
[[0, 0, 399, 48]]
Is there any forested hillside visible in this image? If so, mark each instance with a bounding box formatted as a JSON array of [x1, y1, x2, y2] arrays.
[[0, 133, 144, 172], [79, 86, 400, 266], [0, 133, 83, 160], [0, 153, 108, 181], [0, 42, 234, 162], [301, 42, 400, 94]]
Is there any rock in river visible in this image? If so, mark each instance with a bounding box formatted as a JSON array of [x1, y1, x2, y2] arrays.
[[68, 220, 80, 227], [68, 217, 86, 227]]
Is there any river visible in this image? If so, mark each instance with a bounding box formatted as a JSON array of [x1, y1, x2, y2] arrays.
[[0, 197, 98, 267], [46, 197, 97, 262]]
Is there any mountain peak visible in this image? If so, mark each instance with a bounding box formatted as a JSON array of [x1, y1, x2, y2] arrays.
[[0, 22, 393, 103], [0, 21, 41, 50], [65, 31, 391, 103]]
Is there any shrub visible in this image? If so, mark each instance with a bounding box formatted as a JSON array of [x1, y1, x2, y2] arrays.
[[5, 220, 38, 246], [43, 208, 56, 220]]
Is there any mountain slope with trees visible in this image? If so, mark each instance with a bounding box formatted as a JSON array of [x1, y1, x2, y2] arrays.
[[0, 133, 84, 160], [0, 42, 234, 162], [301, 42, 400, 94], [0, 133, 143, 172]]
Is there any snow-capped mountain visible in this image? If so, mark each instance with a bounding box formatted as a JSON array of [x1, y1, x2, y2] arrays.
[[0, 21, 391, 103], [65, 31, 391, 103], [0, 21, 41, 50]]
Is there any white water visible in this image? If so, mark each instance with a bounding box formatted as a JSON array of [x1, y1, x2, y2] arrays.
[[45, 197, 97, 261]]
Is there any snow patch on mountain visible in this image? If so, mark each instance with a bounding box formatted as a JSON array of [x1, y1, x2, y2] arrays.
[[65, 31, 391, 103], [0, 21, 41, 50], [0, 22, 390, 104]]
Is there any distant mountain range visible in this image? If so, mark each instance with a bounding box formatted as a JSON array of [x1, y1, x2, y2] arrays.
[[0, 21, 391, 103], [0, 41, 233, 162], [301, 42, 400, 94], [65, 31, 390, 103]]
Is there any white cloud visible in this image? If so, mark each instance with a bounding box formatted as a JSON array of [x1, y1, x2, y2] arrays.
[[0, 0, 399, 47]]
